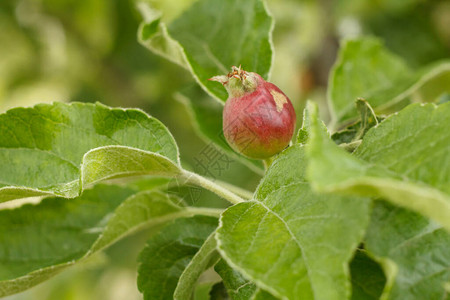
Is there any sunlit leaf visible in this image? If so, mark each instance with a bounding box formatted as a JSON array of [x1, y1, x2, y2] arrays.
[[0, 102, 181, 203], [217, 144, 371, 300], [306, 101, 450, 231]]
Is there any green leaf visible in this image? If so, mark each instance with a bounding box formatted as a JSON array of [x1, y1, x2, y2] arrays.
[[175, 86, 264, 175], [306, 101, 450, 231], [328, 38, 450, 126], [216, 144, 371, 300], [194, 281, 219, 300], [138, 0, 274, 102], [353, 98, 378, 141], [81, 146, 180, 186], [372, 60, 450, 113], [252, 290, 280, 300], [209, 282, 230, 299], [88, 189, 187, 254], [0, 185, 187, 296], [215, 259, 257, 299], [113, 176, 172, 192], [0, 102, 181, 203], [215, 259, 278, 300], [137, 216, 218, 300], [328, 38, 410, 125], [349, 250, 386, 300], [354, 103, 450, 195], [174, 231, 220, 300], [365, 201, 450, 300], [331, 99, 379, 152], [297, 102, 329, 145]]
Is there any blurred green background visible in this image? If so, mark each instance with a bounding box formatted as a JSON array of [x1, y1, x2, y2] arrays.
[[1, 0, 449, 299]]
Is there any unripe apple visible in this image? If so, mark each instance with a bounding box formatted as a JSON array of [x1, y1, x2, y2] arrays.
[[210, 66, 296, 159]]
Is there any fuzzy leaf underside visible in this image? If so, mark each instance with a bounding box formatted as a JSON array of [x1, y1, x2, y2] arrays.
[[0, 102, 181, 203], [173, 231, 220, 300]]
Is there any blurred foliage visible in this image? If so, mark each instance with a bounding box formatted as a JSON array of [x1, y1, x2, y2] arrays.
[[1, 0, 449, 298]]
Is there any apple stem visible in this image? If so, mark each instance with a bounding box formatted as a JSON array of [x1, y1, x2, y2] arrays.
[[263, 157, 274, 170], [179, 170, 245, 205]]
